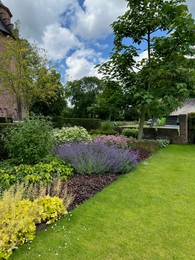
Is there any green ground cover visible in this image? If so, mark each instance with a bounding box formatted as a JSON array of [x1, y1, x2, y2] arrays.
[[10, 145, 195, 260]]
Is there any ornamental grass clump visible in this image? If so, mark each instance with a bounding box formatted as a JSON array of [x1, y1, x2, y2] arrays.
[[54, 140, 138, 174]]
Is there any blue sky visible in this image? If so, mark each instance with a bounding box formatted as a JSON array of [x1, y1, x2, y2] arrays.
[[3, 0, 195, 81]]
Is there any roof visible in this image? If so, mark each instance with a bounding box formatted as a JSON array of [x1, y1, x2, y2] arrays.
[[0, 3, 12, 18], [0, 2, 13, 35], [0, 19, 11, 34], [170, 98, 195, 115]]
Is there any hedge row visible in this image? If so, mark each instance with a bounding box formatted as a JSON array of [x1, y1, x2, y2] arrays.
[[52, 117, 101, 131]]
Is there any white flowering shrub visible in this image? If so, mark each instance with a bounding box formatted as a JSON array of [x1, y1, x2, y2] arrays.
[[52, 126, 92, 144]]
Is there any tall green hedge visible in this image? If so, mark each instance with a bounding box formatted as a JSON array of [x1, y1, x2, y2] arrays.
[[52, 117, 101, 131], [188, 113, 195, 143]]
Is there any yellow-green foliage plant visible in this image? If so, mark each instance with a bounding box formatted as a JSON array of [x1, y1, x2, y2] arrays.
[[33, 196, 67, 225], [0, 157, 74, 191], [0, 183, 70, 259]]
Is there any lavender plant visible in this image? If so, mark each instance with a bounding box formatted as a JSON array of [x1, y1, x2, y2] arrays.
[[54, 140, 138, 174]]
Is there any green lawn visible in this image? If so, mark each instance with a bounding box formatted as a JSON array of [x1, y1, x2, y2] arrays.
[[11, 145, 195, 260]]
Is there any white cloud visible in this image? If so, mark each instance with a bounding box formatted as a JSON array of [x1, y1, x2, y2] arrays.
[[41, 23, 81, 60], [135, 50, 148, 62], [65, 49, 103, 80], [187, 0, 195, 18], [4, 0, 77, 41], [3, 0, 195, 81], [70, 0, 127, 39]]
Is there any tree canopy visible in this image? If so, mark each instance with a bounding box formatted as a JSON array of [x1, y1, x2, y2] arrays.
[[98, 0, 195, 139], [0, 27, 61, 119], [65, 76, 103, 118]]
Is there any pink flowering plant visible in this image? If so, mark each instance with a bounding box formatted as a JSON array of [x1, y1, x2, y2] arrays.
[[93, 135, 136, 149]]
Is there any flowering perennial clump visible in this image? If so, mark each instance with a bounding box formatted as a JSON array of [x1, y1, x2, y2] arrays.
[[52, 126, 92, 144], [93, 135, 136, 149], [54, 140, 138, 174]]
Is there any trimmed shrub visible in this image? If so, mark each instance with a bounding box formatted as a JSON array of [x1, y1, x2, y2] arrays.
[[52, 117, 101, 131], [2, 116, 56, 165], [52, 126, 92, 144], [89, 129, 118, 136], [54, 140, 138, 174], [101, 121, 113, 131], [122, 128, 139, 138], [131, 139, 169, 154]]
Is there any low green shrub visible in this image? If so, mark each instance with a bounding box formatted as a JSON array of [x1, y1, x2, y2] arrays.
[[89, 129, 118, 136], [52, 126, 92, 144], [52, 117, 101, 130], [0, 158, 73, 191], [131, 139, 169, 154], [0, 184, 68, 259], [155, 139, 170, 147], [100, 121, 113, 131], [122, 128, 138, 138], [2, 115, 56, 165]]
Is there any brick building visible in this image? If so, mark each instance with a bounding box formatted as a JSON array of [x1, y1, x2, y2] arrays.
[[0, 1, 20, 120]]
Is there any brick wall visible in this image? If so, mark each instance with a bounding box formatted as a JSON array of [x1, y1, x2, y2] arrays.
[[179, 114, 188, 144], [0, 34, 20, 120], [143, 127, 180, 143]]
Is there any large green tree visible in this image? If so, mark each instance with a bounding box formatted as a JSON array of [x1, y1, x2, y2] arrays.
[[0, 29, 60, 119], [30, 72, 67, 117], [98, 0, 195, 139], [95, 80, 124, 120], [65, 76, 103, 118]]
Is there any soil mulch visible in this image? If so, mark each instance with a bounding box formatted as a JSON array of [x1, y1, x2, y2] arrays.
[[66, 173, 119, 211], [65, 148, 150, 211], [36, 149, 150, 232]]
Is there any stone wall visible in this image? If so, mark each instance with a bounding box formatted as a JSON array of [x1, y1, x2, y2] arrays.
[[143, 127, 180, 143], [121, 114, 189, 144], [179, 114, 188, 144], [143, 114, 189, 144]]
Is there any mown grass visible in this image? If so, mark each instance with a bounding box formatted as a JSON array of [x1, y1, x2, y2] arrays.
[[10, 145, 195, 260]]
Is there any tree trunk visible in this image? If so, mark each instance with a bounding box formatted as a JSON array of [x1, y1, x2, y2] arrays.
[[138, 107, 146, 140], [108, 111, 112, 121], [17, 100, 23, 121]]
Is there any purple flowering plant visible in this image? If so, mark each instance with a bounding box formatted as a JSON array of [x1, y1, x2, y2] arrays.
[[54, 139, 138, 174]]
